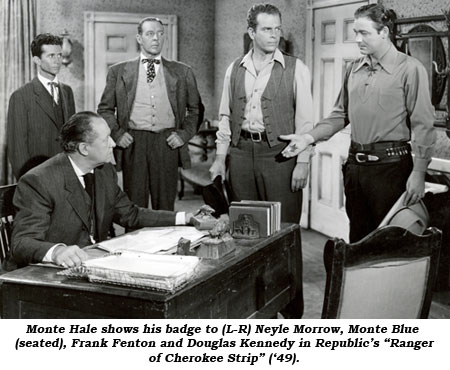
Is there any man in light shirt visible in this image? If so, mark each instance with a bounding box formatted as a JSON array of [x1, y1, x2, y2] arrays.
[[7, 33, 76, 179], [280, 4, 436, 242], [209, 3, 314, 224], [98, 17, 203, 212], [4, 112, 193, 271]]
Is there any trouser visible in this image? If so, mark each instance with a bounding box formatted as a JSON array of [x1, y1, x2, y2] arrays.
[[122, 129, 178, 210], [343, 155, 413, 243], [229, 137, 302, 224]]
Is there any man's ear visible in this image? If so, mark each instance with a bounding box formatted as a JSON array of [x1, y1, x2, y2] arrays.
[[136, 33, 142, 46], [381, 26, 390, 39], [32, 55, 41, 66], [78, 142, 89, 156], [248, 27, 256, 41]]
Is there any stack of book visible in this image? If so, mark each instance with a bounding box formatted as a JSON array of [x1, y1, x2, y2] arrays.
[[229, 200, 281, 239]]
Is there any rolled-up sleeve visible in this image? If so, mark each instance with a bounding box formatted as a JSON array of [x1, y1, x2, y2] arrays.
[[294, 59, 314, 163], [215, 63, 234, 156]]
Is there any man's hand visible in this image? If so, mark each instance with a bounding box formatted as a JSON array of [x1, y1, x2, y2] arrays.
[[291, 163, 309, 192], [167, 132, 184, 149], [279, 134, 314, 158], [116, 132, 134, 148], [52, 245, 89, 268], [209, 154, 227, 181], [185, 212, 194, 225], [404, 170, 426, 206]]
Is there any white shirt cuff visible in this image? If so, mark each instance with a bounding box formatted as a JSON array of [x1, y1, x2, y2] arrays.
[[43, 243, 66, 262], [176, 212, 186, 225]]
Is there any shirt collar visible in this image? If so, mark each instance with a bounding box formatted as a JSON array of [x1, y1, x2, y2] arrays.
[[353, 44, 398, 74], [240, 48, 286, 69], [140, 53, 161, 61], [68, 155, 94, 178], [38, 73, 59, 87]]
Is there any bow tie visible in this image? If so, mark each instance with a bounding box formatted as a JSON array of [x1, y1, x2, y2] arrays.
[[142, 58, 160, 65]]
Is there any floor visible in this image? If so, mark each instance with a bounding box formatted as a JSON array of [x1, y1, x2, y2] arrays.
[[133, 183, 450, 319]]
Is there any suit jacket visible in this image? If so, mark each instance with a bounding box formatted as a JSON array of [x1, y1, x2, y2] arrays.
[[7, 153, 176, 269], [97, 57, 203, 169], [7, 77, 76, 178]]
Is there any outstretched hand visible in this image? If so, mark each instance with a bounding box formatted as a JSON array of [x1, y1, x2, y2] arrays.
[[279, 134, 314, 158]]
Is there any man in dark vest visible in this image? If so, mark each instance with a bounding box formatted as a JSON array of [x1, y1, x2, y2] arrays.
[[7, 33, 76, 179], [209, 3, 313, 224]]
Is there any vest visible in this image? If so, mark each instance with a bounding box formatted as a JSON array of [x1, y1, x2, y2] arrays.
[[129, 62, 175, 131], [229, 54, 297, 147]]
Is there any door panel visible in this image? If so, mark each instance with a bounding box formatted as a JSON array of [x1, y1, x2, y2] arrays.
[[310, 1, 367, 241], [84, 12, 177, 111]]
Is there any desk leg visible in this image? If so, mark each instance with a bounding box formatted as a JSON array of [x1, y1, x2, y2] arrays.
[[280, 227, 304, 319]]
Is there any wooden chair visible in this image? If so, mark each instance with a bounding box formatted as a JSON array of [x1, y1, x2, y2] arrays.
[[0, 184, 16, 265], [321, 226, 442, 319]]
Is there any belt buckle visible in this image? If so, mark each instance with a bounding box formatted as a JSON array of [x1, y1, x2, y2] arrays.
[[250, 132, 262, 142], [355, 153, 367, 163], [355, 152, 379, 163]]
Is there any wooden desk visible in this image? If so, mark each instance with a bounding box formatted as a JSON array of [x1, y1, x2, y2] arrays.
[[1, 224, 302, 319]]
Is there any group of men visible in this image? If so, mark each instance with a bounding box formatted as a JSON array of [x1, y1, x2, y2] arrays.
[[4, 3, 435, 273]]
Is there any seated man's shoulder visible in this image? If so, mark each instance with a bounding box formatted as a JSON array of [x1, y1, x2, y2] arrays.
[[20, 154, 66, 183]]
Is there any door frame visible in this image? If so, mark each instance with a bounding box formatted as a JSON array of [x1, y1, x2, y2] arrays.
[[301, 0, 376, 229], [84, 11, 178, 111]]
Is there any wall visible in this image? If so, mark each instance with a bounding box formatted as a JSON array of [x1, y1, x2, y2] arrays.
[[213, 0, 309, 116], [381, 0, 450, 159], [37, 0, 215, 118]]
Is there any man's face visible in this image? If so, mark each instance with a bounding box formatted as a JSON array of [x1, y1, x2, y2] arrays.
[[33, 44, 62, 79], [86, 117, 116, 166], [354, 16, 387, 56], [137, 21, 165, 57], [248, 13, 281, 54]]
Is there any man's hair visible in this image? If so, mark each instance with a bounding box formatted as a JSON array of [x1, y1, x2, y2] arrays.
[[60, 111, 100, 153], [31, 33, 63, 57], [355, 4, 397, 34], [137, 17, 164, 34], [247, 3, 281, 30]]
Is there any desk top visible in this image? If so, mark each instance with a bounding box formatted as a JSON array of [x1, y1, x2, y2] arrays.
[[1, 224, 300, 303]]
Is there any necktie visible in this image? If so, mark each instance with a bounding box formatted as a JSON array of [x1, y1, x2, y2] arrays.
[[142, 58, 160, 83], [83, 173, 95, 200], [83, 173, 97, 242], [48, 82, 59, 105]]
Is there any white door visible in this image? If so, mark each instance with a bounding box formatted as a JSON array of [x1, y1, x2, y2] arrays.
[[310, 1, 367, 240], [84, 12, 178, 111]]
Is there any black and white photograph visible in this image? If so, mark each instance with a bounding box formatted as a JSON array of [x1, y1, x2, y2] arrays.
[[0, 0, 449, 368]]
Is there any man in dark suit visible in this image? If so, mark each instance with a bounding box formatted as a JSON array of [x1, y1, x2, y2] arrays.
[[7, 33, 76, 179], [98, 17, 203, 211], [6, 112, 193, 271]]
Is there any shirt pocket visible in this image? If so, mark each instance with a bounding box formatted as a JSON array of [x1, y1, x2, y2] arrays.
[[377, 86, 404, 113]]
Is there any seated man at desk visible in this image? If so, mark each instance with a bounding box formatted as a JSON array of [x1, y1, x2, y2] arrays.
[[4, 111, 194, 271]]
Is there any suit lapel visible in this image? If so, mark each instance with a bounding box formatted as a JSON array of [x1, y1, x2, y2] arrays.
[[32, 77, 58, 126], [61, 154, 91, 231], [161, 58, 179, 121], [122, 57, 140, 115]]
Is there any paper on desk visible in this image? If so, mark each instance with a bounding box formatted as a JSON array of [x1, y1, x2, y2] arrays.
[[96, 226, 207, 254], [84, 252, 200, 277]]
